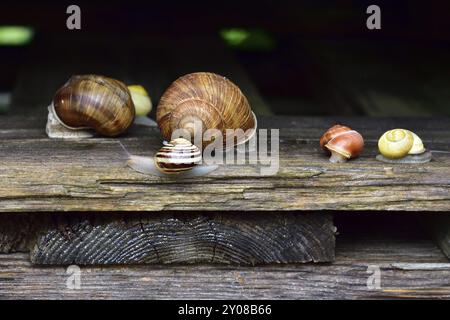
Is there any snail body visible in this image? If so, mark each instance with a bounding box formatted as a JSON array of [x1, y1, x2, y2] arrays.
[[156, 72, 257, 149], [123, 138, 217, 178], [320, 125, 364, 163], [376, 129, 431, 163]]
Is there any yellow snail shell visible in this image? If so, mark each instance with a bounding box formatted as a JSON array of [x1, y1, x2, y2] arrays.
[[128, 85, 152, 117], [377, 129, 431, 163], [128, 85, 157, 127], [122, 138, 217, 178], [156, 72, 257, 149]]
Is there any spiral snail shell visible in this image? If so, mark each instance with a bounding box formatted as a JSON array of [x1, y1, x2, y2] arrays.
[[154, 138, 202, 174], [376, 129, 431, 163], [123, 138, 217, 178], [320, 125, 364, 163], [156, 72, 257, 149], [46, 75, 137, 138]]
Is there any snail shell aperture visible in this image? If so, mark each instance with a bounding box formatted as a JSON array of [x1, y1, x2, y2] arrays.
[[376, 129, 431, 164], [156, 72, 257, 149], [47, 75, 136, 138], [320, 124, 364, 163]]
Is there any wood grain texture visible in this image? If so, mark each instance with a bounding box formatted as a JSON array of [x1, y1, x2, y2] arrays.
[[0, 116, 449, 212], [0, 237, 448, 299], [28, 212, 334, 265]]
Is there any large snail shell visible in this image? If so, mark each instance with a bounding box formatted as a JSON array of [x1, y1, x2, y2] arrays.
[[53, 75, 135, 136], [155, 138, 202, 174], [378, 129, 426, 159], [320, 124, 364, 163], [156, 72, 256, 148]]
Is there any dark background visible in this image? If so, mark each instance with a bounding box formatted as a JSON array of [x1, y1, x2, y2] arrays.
[[1, 0, 450, 117]]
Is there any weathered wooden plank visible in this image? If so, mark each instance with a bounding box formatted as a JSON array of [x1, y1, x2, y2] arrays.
[[0, 236, 448, 299], [25, 212, 334, 265], [0, 116, 449, 212], [1, 115, 450, 142]]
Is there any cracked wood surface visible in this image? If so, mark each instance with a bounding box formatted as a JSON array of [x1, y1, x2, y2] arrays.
[[0, 116, 449, 212], [24, 212, 334, 265], [1, 236, 449, 299]]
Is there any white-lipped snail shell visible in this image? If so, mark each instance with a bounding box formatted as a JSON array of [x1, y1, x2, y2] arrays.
[[376, 129, 431, 164]]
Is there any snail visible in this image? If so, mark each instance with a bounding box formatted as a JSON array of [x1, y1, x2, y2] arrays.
[[156, 72, 257, 149], [46, 75, 155, 139], [320, 125, 364, 163], [128, 85, 157, 127], [119, 138, 218, 178], [376, 129, 432, 164]]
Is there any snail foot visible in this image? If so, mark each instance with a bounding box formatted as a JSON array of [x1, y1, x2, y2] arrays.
[[376, 151, 432, 164], [46, 104, 94, 139]]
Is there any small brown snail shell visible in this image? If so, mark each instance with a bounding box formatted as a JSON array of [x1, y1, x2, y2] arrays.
[[49, 75, 135, 137], [156, 72, 257, 149], [121, 138, 217, 178], [154, 138, 202, 174], [320, 125, 364, 163]]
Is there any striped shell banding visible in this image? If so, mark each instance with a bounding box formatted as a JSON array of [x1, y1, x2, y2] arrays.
[[155, 138, 202, 173]]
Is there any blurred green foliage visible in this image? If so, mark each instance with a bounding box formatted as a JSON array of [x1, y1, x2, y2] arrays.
[[220, 28, 275, 51], [0, 26, 34, 46]]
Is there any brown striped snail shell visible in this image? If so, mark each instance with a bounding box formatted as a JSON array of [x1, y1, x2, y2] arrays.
[[154, 138, 202, 174], [123, 138, 217, 178], [320, 124, 364, 163], [156, 72, 257, 149], [51, 75, 135, 137]]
